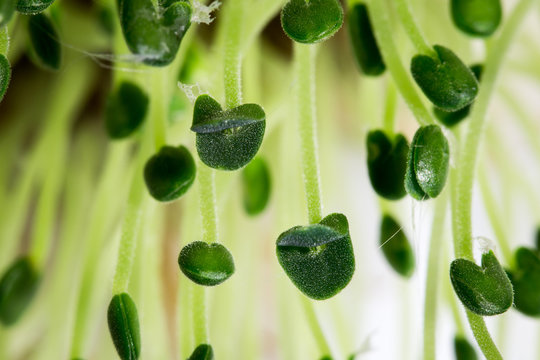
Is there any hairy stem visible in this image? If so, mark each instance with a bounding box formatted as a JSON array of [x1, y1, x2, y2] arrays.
[[223, 0, 244, 109], [392, 0, 435, 56]]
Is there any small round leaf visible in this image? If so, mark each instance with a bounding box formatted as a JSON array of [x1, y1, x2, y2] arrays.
[[366, 130, 409, 200], [27, 13, 62, 71], [178, 241, 235, 286], [347, 3, 385, 76], [276, 213, 355, 300], [450, 250, 513, 316], [380, 214, 415, 278], [16, 0, 55, 14], [105, 81, 149, 139], [144, 145, 196, 202], [107, 293, 141, 360], [192, 94, 266, 171], [507, 247, 540, 317], [405, 125, 449, 200], [451, 0, 502, 37], [118, 0, 192, 66], [454, 335, 478, 360], [0, 256, 40, 326], [188, 344, 214, 360], [242, 157, 271, 216], [281, 0, 343, 44], [411, 45, 478, 112]]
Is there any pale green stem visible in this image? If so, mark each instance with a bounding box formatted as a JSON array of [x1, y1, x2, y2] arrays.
[[450, 0, 534, 358], [152, 67, 168, 150], [478, 167, 513, 267], [383, 79, 398, 135], [0, 26, 8, 54], [300, 296, 332, 357], [192, 283, 209, 345], [423, 194, 447, 360], [392, 0, 435, 57], [198, 161, 218, 244], [223, 0, 244, 108], [296, 43, 323, 224], [367, 0, 434, 126]]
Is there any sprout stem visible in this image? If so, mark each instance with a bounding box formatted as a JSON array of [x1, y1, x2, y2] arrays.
[[152, 67, 168, 151], [198, 161, 218, 244], [300, 295, 332, 357], [223, 0, 244, 109], [392, 0, 435, 57]]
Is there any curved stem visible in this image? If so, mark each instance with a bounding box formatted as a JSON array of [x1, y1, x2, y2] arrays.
[[423, 194, 447, 360], [296, 43, 323, 224], [223, 0, 244, 109], [450, 0, 534, 358], [392, 0, 434, 57], [300, 296, 332, 357], [367, 0, 434, 126]]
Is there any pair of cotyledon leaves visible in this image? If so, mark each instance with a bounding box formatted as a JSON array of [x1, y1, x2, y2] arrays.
[[366, 125, 450, 202], [0, 256, 40, 326]]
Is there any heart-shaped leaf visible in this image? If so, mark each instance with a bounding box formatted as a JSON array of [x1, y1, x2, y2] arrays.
[[411, 45, 478, 112], [105, 81, 149, 139], [242, 157, 271, 216], [191, 94, 266, 171], [118, 0, 192, 66], [281, 0, 343, 44], [0, 256, 40, 326], [178, 241, 235, 286], [454, 335, 478, 360], [0, 0, 16, 26], [380, 214, 415, 278], [366, 130, 409, 200], [347, 3, 385, 76], [405, 125, 449, 200], [144, 145, 196, 202], [507, 247, 540, 317], [188, 344, 214, 360], [16, 0, 54, 14], [107, 293, 141, 360], [276, 213, 355, 300], [451, 0, 502, 37], [450, 250, 513, 316], [434, 64, 484, 127], [27, 13, 61, 71], [0, 54, 10, 103]]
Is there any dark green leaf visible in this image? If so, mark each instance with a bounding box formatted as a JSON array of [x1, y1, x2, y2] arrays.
[[0, 256, 40, 326], [242, 157, 271, 216], [454, 335, 477, 360], [536, 227, 540, 250], [178, 241, 235, 286], [405, 125, 449, 200], [411, 45, 478, 112], [380, 214, 415, 278], [507, 247, 540, 317], [281, 0, 343, 44], [105, 81, 149, 139], [16, 0, 54, 14], [192, 94, 266, 171], [450, 250, 513, 316], [27, 13, 61, 71], [347, 3, 385, 76], [0, 0, 16, 26], [0, 54, 10, 103], [118, 0, 191, 66], [276, 213, 355, 300], [107, 293, 141, 360], [144, 145, 196, 202], [188, 344, 214, 360], [366, 130, 408, 200], [451, 0, 502, 37]]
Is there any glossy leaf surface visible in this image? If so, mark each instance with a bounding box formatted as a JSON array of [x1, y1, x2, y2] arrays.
[[192, 94, 266, 171], [450, 251, 513, 316], [276, 213, 355, 300], [107, 293, 141, 360], [411, 45, 478, 112], [144, 145, 196, 202], [0, 256, 39, 325], [188, 344, 214, 360], [405, 125, 449, 200], [105, 81, 149, 139], [451, 0, 502, 37], [281, 0, 343, 44], [347, 3, 385, 76], [380, 214, 415, 277], [366, 130, 408, 200], [178, 241, 235, 286], [242, 157, 271, 216], [118, 0, 192, 66], [27, 13, 61, 70]]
